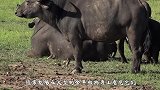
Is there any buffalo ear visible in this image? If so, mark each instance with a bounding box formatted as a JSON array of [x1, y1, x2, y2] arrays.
[[37, 0, 50, 9]]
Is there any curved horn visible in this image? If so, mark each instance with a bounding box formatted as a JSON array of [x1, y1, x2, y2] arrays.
[[70, 2, 81, 17]]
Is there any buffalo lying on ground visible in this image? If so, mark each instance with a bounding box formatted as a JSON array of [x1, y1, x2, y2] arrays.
[[27, 18, 74, 60], [27, 18, 117, 61], [82, 40, 117, 61], [15, 0, 151, 73]]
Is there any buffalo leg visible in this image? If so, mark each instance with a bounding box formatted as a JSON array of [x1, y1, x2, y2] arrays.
[[143, 51, 153, 63], [69, 33, 83, 74], [72, 43, 83, 73], [152, 48, 159, 64], [127, 25, 145, 73], [128, 38, 142, 73], [66, 58, 70, 66], [118, 38, 128, 63], [125, 38, 132, 52], [97, 42, 108, 61], [111, 50, 117, 58], [47, 43, 56, 59]]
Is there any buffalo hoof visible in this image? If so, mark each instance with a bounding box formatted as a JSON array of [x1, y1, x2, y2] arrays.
[[62, 60, 70, 68], [131, 68, 140, 74], [66, 60, 70, 67], [70, 69, 82, 74], [153, 61, 159, 64], [122, 61, 128, 63], [47, 54, 56, 59]]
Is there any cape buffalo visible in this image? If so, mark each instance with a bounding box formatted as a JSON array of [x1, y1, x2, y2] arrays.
[[117, 0, 151, 63], [27, 18, 117, 61], [118, 19, 160, 64], [15, 0, 151, 73], [82, 40, 117, 61], [27, 18, 74, 60], [145, 19, 160, 64]]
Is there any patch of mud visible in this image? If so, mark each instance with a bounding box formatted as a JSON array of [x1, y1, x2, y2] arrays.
[[0, 62, 156, 90], [109, 85, 155, 90], [8, 62, 26, 71]]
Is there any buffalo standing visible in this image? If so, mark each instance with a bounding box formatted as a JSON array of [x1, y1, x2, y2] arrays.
[[15, 0, 151, 73]]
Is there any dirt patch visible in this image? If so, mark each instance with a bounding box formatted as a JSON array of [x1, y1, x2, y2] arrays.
[[0, 62, 156, 90], [109, 85, 155, 90]]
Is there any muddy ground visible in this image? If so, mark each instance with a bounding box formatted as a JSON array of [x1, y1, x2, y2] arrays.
[[0, 61, 155, 90]]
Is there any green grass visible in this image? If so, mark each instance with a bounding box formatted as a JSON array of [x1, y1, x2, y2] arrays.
[[0, 0, 160, 90]]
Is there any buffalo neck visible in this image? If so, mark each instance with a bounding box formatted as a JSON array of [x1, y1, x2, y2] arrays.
[[38, 5, 63, 29], [38, 2, 81, 33]]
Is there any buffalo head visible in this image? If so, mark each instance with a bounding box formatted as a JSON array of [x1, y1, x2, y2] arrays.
[[15, 0, 52, 18]]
